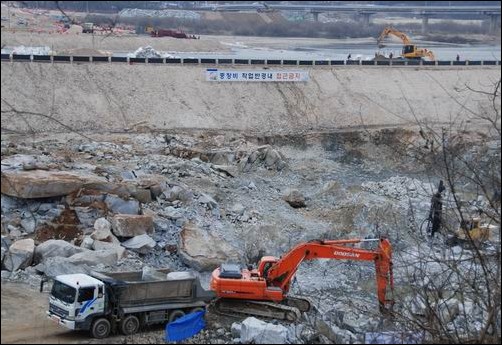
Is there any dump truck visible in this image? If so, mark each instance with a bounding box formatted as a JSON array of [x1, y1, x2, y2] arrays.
[[45, 269, 215, 338], [150, 28, 196, 39]]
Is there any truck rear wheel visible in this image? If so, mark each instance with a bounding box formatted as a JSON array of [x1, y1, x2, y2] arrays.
[[91, 318, 111, 339], [120, 315, 140, 335], [168, 310, 185, 323]]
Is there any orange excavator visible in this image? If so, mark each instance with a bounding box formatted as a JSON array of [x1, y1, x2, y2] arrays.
[[377, 26, 435, 61], [210, 237, 394, 321]]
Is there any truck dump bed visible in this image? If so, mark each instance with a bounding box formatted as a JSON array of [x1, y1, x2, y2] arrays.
[[91, 269, 215, 308]]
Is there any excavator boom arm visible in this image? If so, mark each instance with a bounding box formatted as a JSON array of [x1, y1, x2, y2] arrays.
[[378, 27, 412, 45], [266, 238, 394, 310]]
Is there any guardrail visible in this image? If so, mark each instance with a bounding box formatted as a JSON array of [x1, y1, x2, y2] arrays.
[[1, 54, 500, 67]]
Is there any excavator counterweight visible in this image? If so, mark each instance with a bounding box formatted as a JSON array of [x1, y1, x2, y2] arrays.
[[210, 238, 394, 320]]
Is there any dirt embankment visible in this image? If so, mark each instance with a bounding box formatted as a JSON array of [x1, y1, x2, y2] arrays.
[[1, 31, 231, 53], [1, 63, 500, 135]]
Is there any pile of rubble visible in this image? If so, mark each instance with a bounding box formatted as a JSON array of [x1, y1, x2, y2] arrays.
[[362, 176, 431, 200], [130, 46, 162, 58]]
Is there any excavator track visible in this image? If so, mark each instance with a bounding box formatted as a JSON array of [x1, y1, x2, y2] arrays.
[[283, 296, 312, 313], [213, 299, 302, 322]]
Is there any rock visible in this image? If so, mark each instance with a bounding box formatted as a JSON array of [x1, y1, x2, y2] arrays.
[[230, 203, 245, 216], [179, 223, 241, 271], [231, 323, 241, 338], [142, 266, 166, 280], [80, 236, 94, 250], [67, 249, 118, 266], [162, 184, 193, 203], [74, 206, 105, 228], [199, 193, 218, 210], [121, 234, 156, 254], [130, 188, 152, 204], [411, 295, 427, 316], [213, 165, 238, 177], [91, 218, 112, 240], [451, 246, 463, 256], [1, 270, 11, 279], [1, 169, 107, 199], [8, 226, 22, 239], [93, 240, 126, 259], [283, 189, 306, 208], [248, 182, 257, 190], [150, 184, 163, 200], [264, 148, 281, 168], [213, 135, 225, 147], [438, 298, 460, 323], [240, 317, 288, 344], [20, 216, 36, 234], [1, 194, 23, 213], [176, 218, 187, 227], [105, 194, 140, 215], [162, 206, 184, 220], [1, 247, 6, 265], [4, 239, 35, 271], [34, 239, 86, 264], [287, 324, 306, 344], [111, 214, 154, 237], [34, 256, 90, 278]]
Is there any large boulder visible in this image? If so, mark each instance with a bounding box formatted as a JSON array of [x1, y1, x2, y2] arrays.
[[34, 257, 90, 278], [34, 239, 85, 264], [264, 148, 286, 170], [283, 189, 306, 208], [67, 249, 118, 266], [93, 240, 126, 259], [105, 194, 140, 215], [111, 214, 154, 237], [4, 239, 35, 271], [239, 317, 289, 344], [121, 234, 156, 254], [179, 223, 241, 271], [1, 169, 107, 199]]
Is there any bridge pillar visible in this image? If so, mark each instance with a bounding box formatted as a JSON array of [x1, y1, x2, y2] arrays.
[[312, 11, 320, 22], [421, 15, 430, 34], [358, 12, 373, 27], [488, 14, 501, 35]]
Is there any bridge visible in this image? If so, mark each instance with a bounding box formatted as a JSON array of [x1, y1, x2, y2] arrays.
[[194, 3, 501, 34]]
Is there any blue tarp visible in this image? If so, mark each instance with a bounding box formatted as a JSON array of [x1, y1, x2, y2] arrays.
[[165, 310, 206, 342]]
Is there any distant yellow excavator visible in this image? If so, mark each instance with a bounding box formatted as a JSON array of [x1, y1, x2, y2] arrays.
[[377, 27, 435, 61]]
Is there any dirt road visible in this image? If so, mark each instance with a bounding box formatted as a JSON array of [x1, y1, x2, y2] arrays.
[[1, 282, 95, 344], [1, 281, 233, 344]]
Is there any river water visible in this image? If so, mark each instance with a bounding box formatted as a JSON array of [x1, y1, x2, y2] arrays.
[[3, 41, 500, 61], [169, 42, 501, 61]]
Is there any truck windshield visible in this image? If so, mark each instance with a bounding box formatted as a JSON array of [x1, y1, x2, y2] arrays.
[[51, 280, 76, 304]]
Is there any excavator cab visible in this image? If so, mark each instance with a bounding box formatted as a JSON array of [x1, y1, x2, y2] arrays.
[[402, 45, 416, 55]]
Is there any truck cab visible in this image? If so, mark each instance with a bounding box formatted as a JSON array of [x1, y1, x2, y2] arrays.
[[47, 274, 105, 331]]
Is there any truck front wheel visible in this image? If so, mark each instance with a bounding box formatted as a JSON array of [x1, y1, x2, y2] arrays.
[[91, 318, 111, 339], [120, 315, 140, 335]]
